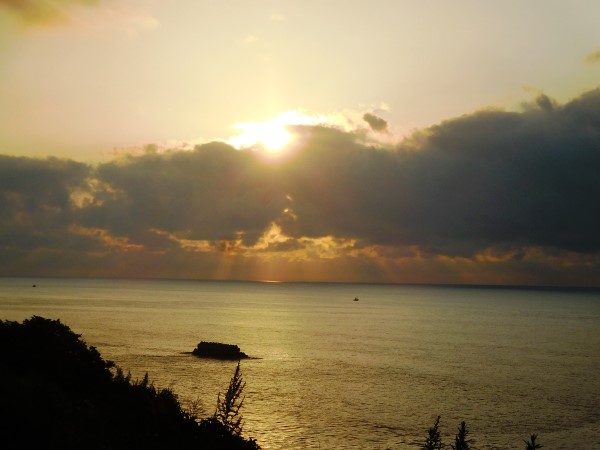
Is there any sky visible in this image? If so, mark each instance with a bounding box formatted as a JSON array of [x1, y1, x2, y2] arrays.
[[1, 0, 599, 286]]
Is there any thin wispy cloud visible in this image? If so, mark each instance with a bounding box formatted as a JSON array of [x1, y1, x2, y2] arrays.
[[0, 0, 160, 37], [0, 0, 101, 25]]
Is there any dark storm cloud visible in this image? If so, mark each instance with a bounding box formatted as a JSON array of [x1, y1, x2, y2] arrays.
[[0, 155, 96, 252], [82, 142, 288, 246], [534, 94, 555, 113], [362, 113, 388, 132], [278, 89, 600, 255], [0, 0, 99, 24]]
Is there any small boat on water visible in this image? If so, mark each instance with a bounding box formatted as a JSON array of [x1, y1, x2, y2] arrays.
[[353, 297, 359, 301]]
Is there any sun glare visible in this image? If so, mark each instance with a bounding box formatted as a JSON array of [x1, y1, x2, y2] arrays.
[[228, 111, 326, 153], [230, 120, 290, 152]]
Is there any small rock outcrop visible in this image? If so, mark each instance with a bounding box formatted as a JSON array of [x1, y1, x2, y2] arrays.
[[192, 341, 249, 360]]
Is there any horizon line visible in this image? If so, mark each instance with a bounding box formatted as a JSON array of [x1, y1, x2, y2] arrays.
[[2, 274, 599, 293]]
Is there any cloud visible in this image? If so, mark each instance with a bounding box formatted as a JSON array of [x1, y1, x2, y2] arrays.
[[80, 142, 287, 246], [0, 0, 100, 25], [278, 90, 600, 256], [1, 89, 599, 285], [362, 112, 388, 132], [0, 155, 98, 253], [584, 48, 600, 64], [534, 93, 555, 112], [270, 13, 285, 22]]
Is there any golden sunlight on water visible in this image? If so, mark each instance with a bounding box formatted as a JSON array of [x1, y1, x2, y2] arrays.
[[0, 278, 599, 449]]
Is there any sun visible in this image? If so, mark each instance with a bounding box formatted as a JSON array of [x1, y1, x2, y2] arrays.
[[229, 120, 291, 152], [228, 111, 327, 153], [255, 121, 291, 151]]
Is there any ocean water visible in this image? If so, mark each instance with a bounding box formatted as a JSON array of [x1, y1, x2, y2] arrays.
[[0, 277, 598, 449]]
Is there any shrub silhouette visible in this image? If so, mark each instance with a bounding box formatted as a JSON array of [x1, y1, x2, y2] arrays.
[[422, 415, 443, 450], [417, 417, 542, 450], [451, 421, 471, 450], [524, 433, 543, 449], [0, 316, 260, 450], [214, 361, 246, 435]]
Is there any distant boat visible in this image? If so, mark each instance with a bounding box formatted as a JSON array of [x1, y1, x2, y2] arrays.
[[353, 297, 359, 301]]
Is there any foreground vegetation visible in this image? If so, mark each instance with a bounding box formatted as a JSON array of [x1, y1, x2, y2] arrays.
[[0, 316, 543, 449], [0, 316, 260, 450], [418, 415, 543, 450]]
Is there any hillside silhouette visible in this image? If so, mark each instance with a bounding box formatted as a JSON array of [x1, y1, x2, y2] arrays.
[[0, 316, 260, 450]]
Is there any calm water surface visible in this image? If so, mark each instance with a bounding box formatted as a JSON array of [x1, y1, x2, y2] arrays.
[[0, 278, 598, 449]]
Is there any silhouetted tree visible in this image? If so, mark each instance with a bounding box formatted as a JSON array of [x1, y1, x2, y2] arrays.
[[214, 361, 246, 436], [524, 434, 543, 449], [451, 421, 470, 450], [422, 416, 443, 450]]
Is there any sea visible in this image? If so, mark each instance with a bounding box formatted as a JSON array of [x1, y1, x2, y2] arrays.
[[0, 277, 598, 449]]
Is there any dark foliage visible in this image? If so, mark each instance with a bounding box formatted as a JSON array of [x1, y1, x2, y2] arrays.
[[451, 421, 471, 450], [198, 417, 259, 449], [524, 433, 543, 449], [213, 361, 245, 435], [418, 417, 542, 450], [422, 415, 443, 450], [0, 316, 260, 450]]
